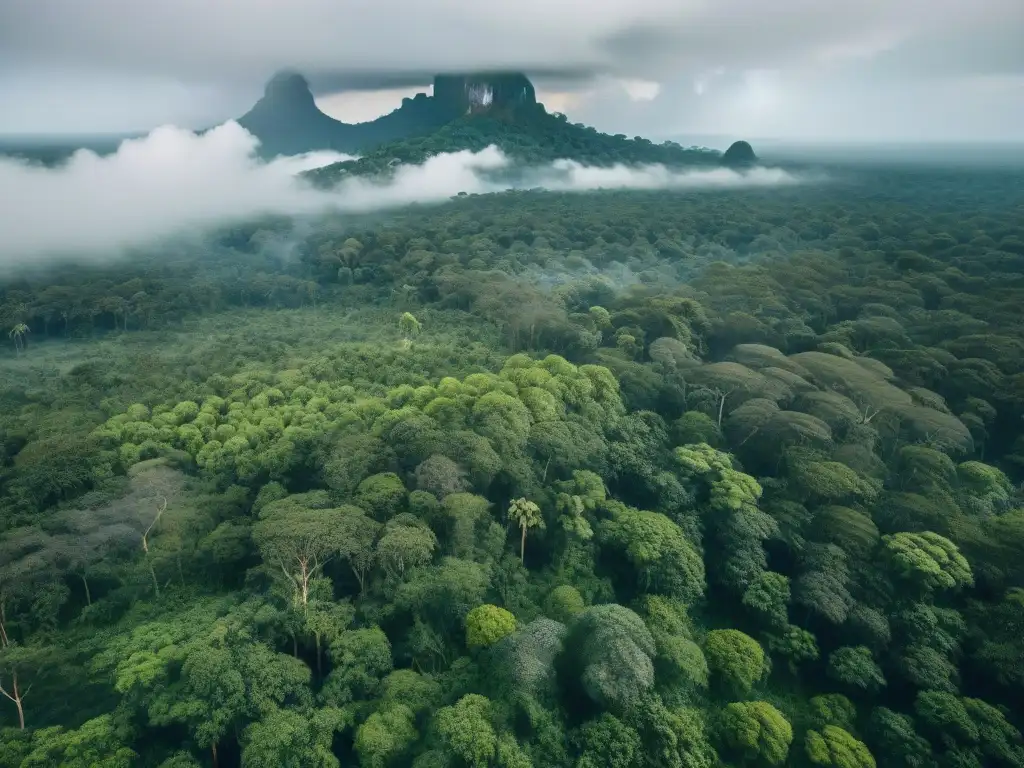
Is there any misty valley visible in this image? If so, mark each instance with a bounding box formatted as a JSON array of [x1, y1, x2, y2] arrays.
[[1, 69, 1024, 768]]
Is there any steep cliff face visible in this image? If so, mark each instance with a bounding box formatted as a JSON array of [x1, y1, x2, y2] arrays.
[[432, 73, 537, 117]]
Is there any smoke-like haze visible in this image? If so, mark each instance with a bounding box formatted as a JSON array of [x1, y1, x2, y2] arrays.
[[0, 121, 803, 270]]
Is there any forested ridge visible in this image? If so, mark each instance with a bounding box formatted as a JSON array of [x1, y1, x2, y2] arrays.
[[305, 109, 723, 184], [0, 158, 1023, 767]]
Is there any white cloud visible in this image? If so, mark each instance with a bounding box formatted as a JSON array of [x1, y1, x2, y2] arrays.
[[0, 122, 803, 271], [538, 159, 798, 190]]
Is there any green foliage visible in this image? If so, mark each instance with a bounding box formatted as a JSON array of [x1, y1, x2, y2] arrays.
[[565, 604, 657, 713], [379, 669, 442, 717], [241, 706, 349, 768], [377, 514, 438, 582], [766, 625, 820, 673], [598, 503, 705, 604], [96, 598, 313, 758], [400, 312, 422, 339], [356, 473, 408, 522], [543, 585, 585, 624], [320, 626, 393, 705], [809, 695, 858, 731], [572, 713, 643, 768], [355, 705, 418, 768], [914, 691, 978, 744], [828, 647, 887, 693], [466, 604, 517, 649], [719, 701, 793, 766], [805, 726, 876, 768], [18, 715, 136, 767], [867, 708, 935, 768], [882, 532, 973, 594], [435, 694, 498, 768], [704, 629, 766, 696], [741, 571, 791, 629], [490, 617, 567, 702], [2, 139, 1024, 767]]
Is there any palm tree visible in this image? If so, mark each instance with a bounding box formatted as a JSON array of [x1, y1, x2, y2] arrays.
[[8, 324, 29, 355], [507, 498, 544, 563]]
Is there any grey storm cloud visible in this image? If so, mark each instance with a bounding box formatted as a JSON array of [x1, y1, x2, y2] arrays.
[[0, 0, 1022, 139]]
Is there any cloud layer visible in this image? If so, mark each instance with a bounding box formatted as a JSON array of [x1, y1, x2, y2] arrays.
[[0, 122, 801, 270], [3, 0, 1020, 83], [0, 0, 1021, 139]]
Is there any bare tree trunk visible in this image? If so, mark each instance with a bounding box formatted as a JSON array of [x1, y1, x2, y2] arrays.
[[81, 573, 92, 606], [141, 496, 167, 598], [211, 741, 218, 768], [520, 525, 527, 563], [0, 673, 26, 729], [350, 564, 366, 595]]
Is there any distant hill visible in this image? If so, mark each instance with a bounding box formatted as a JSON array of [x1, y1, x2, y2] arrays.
[[0, 134, 138, 166], [305, 107, 726, 186], [722, 140, 758, 167]]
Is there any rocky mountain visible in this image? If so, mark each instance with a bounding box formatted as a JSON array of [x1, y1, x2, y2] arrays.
[[236, 69, 761, 175], [2, 70, 758, 173], [237, 70, 544, 158], [237, 71, 359, 156]]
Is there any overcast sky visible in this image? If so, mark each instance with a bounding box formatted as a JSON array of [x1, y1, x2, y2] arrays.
[[1, 0, 1022, 142]]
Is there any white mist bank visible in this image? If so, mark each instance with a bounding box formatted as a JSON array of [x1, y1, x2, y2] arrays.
[[535, 158, 800, 190], [0, 121, 807, 268]]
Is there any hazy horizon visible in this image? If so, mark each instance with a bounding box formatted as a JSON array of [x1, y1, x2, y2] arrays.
[[4, 128, 1024, 158]]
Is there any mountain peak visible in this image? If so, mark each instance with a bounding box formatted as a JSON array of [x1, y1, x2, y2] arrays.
[[236, 69, 546, 158], [261, 70, 317, 110], [237, 70, 354, 157]]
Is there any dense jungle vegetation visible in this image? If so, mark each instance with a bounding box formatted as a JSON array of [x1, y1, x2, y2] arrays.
[[306, 109, 723, 183], [1, 156, 1023, 768]]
